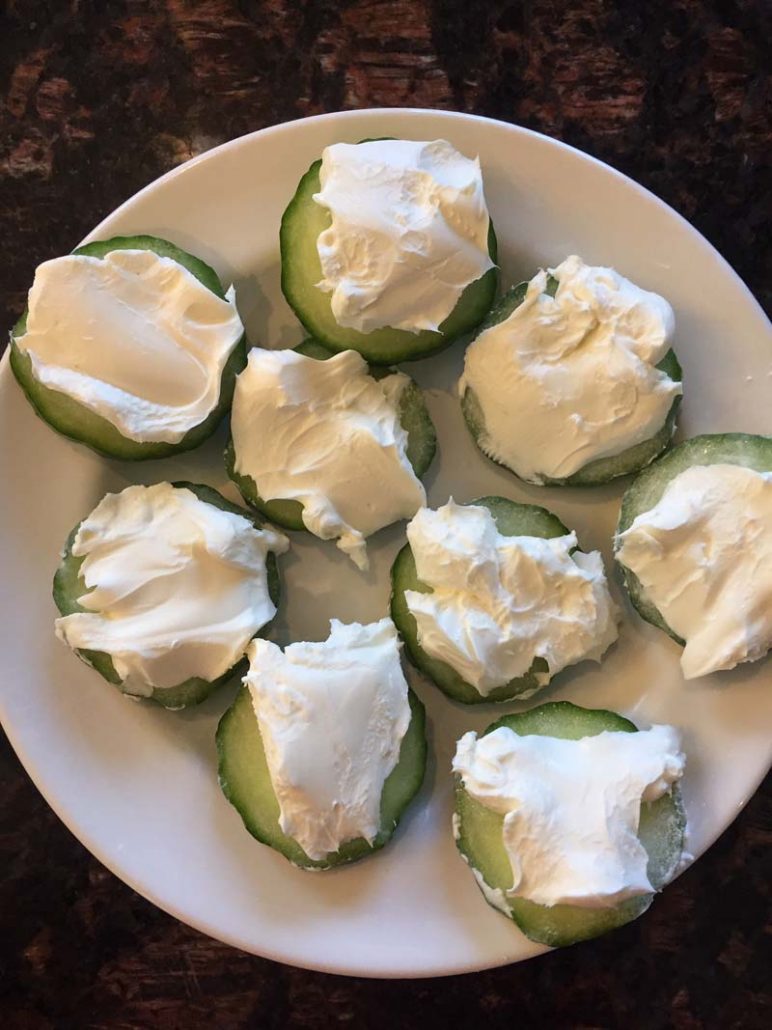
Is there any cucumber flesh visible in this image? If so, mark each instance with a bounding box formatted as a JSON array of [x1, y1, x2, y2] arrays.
[[75, 235, 226, 297], [460, 277, 682, 486], [53, 482, 281, 709], [217, 684, 426, 869], [615, 433, 772, 641], [294, 338, 339, 361], [225, 441, 305, 532], [390, 496, 570, 704], [226, 339, 437, 532], [280, 155, 498, 363], [454, 702, 686, 947], [10, 235, 246, 461]]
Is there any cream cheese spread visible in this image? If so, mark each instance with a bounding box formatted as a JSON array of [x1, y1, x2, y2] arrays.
[[616, 463, 772, 678], [403, 500, 618, 695], [15, 249, 244, 443], [56, 483, 288, 696], [459, 255, 681, 483], [313, 139, 494, 334], [454, 724, 685, 908], [245, 618, 412, 861], [231, 347, 426, 570]]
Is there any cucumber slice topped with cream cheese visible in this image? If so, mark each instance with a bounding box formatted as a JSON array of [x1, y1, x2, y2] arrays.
[[390, 497, 618, 704], [54, 482, 286, 709], [217, 619, 427, 869], [280, 139, 498, 364], [10, 235, 247, 460], [460, 258, 682, 486], [615, 433, 772, 677], [454, 702, 686, 947], [225, 339, 436, 570]]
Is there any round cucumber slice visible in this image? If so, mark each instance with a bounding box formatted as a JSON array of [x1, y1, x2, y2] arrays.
[[615, 432, 772, 642], [10, 235, 247, 461], [279, 151, 498, 364], [217, 684, 426, 869], [53, 482, 281, 710], [225, 338, 437, 532], [454, 701, 686, 948], [390, 496, 571, 704], [460, 276, 683, 486]]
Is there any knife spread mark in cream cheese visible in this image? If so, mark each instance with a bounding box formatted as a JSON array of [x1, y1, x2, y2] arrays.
[[56, 483, 287, 695], [404, 500, 618, 695], [313, 139, 494, 334], [230, 347, 426, 570], [616, 463, 772, 678], [459, 255, 681, 482], [245, 619, 412, 861], [16, 249, 243, 443], [454, 724, 685, 908]]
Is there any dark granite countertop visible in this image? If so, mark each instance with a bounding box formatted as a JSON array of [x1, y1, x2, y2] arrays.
[[1, 2, 770, 1027]]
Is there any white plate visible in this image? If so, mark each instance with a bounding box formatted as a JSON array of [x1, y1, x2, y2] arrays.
[[1, 109, 770, 978]]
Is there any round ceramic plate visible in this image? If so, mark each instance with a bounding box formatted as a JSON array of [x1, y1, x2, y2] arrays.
[[1, 109, 770, 978]]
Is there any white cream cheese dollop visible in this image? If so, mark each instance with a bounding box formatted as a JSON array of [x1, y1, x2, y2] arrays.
[[404, 501, 618, 695], [459, 255, 681, 483], [454, 724, 685, 908], [245, 618, 412, 862], [313, 139, 494, 334], [616, 463, 772, 678], [231, 347, 426, 570], [15, 249, 244, 443], [55, 483, 288, 696]]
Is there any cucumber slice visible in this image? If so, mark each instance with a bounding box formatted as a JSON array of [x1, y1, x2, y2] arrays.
[[390, 496, 570, 704], [217, 684, 426, 869], [10, 235, 247, 461], [53, 482, 281, 709], [615, 433, 772, 641], [280, 152, 498, 363], [454, 701, 686, 947], [460, 277, 682, 486], [225, 339, 437, 532]]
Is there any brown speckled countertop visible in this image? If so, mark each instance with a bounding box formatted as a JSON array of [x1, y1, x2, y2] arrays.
[[1, 2, 770, 1027]]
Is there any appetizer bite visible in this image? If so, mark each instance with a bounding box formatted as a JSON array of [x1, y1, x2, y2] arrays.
[[453, 702, 687, 947], [615, 433, 772, 678], [11, 235, 246, 460], [226, 339, 436, 570], [280, 138, 498, 363], [459, 256, 682, 485], [390, 498, 618, 704], [54, 482, 287, 709], [217, 618, 426, 869]]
